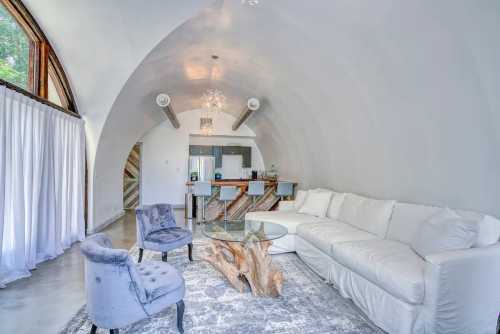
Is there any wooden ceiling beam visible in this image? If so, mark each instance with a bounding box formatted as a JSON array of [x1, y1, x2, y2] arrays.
[[232, 98, 260, 131], [156, 93, 180, 129], [162, 104, 180, 129]]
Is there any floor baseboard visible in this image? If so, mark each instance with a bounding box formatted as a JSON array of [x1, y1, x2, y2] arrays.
[[87, 210, 126, 235]]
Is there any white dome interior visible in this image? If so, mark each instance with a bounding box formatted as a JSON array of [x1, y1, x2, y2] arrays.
[[23, 0, 500, 229]]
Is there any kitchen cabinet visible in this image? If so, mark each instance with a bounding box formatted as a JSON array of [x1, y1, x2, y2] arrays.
[[189, 145, 252, 168], [242, 146, 252, 168], [222, 146, 242, 155], [213, 146, 223, 168], [189, 145, 214, 156]]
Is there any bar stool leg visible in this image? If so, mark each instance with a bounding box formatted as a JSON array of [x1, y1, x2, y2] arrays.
[[224, 200, 228, 221], [201, 196, 205, 223], [198, 196, 205, 225]]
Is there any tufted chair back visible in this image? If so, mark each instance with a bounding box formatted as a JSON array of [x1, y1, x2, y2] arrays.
[[136, 204, 177, 248], [80, 233, 148, 329]]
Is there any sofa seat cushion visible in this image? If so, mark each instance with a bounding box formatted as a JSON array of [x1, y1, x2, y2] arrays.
[[136, 261, 185, 303], [296, 221, 378, 255], [331, 239, 425, 304], [245, 211, 330, 234], [143, 227, 192, 252]]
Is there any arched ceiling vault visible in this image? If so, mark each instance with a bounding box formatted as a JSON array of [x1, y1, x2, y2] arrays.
[[24, 0, 500, 228]]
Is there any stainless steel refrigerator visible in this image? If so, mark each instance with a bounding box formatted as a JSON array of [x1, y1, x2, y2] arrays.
[[189, 156, 215, 181]]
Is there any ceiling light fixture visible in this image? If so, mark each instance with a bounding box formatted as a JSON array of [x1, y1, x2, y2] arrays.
[[242, 0, 259, 6], [200, 117, 214, 136], [202, 88, 226, 113]]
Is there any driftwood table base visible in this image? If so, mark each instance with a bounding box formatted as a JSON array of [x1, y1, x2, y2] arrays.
[[203, 239, 284, 297]]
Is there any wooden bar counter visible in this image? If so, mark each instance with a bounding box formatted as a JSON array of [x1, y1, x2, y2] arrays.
[[186, 179, 296, 221], [186, 179, 280, 187]]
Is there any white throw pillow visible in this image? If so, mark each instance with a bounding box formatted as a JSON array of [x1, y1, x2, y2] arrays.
[[298, 191, 333, 217], [474, 215, 500, 247], [293, 190, 309, 211], [327, 193, 346, 220], [411, 208, 478, 258]]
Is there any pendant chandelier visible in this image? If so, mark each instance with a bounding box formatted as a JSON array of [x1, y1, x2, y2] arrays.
[[242, 0, 259, 5], [200, 117, 214, 136], [202, 88, 226, 113]]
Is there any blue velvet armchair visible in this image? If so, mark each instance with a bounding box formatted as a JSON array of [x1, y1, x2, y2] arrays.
[[80, 233, 185, 333], [135, 204, 193, 263]]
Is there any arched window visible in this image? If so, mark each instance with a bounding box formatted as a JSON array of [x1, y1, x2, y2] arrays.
[[0, 3, 29, 88], [0, 0, 78, 116]]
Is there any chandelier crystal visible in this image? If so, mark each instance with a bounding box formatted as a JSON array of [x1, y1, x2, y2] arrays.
[[200, 117, 214, 136], [202, 88, 226, 113]]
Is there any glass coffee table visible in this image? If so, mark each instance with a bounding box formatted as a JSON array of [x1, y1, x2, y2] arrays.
[[202, 220, 288, 297]]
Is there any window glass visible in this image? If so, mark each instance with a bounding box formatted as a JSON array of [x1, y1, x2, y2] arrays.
[[48, 73, 62, 107], [0, 3, 30, 88]]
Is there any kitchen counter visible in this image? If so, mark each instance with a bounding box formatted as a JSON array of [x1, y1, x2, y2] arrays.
[[185, 178, 292, 187], [185, 179, 297, 221]]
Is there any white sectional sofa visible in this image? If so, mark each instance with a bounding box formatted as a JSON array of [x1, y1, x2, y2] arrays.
[[246, 190, 500, 334]]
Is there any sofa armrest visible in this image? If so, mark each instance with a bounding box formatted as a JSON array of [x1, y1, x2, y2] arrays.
[[278, 200, 296, 212], [422, 244, 500, 334]]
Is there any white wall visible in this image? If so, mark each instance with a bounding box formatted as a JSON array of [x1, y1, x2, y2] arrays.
[[29, 1, 500, 229], [140, 109, 265, 206]]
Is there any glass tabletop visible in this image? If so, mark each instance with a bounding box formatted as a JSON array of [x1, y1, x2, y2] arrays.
[[203, 220, 288, 243]]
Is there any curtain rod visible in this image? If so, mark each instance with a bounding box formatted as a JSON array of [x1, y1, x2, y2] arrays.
[[0, 78, 81, 119]]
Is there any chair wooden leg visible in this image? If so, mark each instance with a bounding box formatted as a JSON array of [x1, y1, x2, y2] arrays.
[[138, 248, 144, 263], [188, 243, 193, 262], [162, 252, 168, 262], [177, 300, 185, 333], [90, 324, 97, 334]]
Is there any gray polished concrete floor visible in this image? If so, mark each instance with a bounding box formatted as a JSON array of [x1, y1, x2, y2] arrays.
[[0, 209, 190, 334]]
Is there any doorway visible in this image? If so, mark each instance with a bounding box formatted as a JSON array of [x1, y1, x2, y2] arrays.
[[123, 143, 141, 210]]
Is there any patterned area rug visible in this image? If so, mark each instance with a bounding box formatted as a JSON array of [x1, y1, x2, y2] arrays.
[[60, 240, 384, 334]]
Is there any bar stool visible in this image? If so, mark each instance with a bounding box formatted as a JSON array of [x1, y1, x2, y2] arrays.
[[194, 181, 212, 224], [220, 186, 238, 221], [276, 181, 294, 200], [247, 181, 265, 210]]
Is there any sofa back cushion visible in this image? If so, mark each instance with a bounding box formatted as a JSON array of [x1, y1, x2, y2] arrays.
[[387, 202, 442, 245], [338, 193, 365, 225], [410, 208, 478, 257], [293, 190, 309, 210], [327, 193, 346, 219], [298, 191, 333, 218], [474, 215, 500, 247], [388, 203, 500, 248], [338, 193, 395, 238]]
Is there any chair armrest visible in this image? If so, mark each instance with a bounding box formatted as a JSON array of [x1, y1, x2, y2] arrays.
[[423, 244, 500, 334], [278, 200, 296, 212], [135, 211, 149, 248]]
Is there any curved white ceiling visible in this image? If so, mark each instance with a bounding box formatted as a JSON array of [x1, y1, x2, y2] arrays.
[[25, 1, 500, 227]]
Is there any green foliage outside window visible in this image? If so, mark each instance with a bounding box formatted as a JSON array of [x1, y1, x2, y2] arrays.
[[0, 3, 29, 88]]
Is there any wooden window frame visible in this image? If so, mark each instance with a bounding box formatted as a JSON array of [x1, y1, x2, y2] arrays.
[[0, 0, 79, 117]]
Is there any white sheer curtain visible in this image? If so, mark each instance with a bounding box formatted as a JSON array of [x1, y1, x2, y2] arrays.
[[0, 85, 85, 287]]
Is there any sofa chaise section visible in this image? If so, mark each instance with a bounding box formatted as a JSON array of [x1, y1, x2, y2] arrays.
[[246, 204, 331, 254]]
